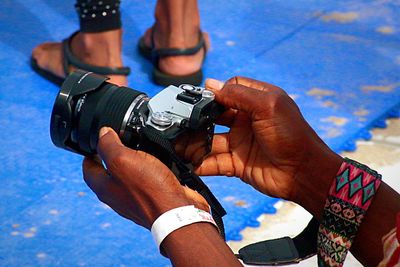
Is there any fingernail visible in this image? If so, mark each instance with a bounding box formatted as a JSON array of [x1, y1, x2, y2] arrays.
[[206, 78, 224, 91], [99, 127, 111, 138]]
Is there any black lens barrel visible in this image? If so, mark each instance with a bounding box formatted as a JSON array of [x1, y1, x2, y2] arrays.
[[78, 85, 144, 154], [50, 71, 145, 155]]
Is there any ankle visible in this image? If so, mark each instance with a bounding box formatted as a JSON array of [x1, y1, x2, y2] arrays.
[[154, 2, 200, 48], [153, 23, 200, 49]]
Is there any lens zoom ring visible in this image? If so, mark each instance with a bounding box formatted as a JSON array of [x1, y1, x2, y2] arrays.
[[89, 87, 142, 149]]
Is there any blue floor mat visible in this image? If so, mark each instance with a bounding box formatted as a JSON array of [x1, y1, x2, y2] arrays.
[[1, 0, 400, 266]]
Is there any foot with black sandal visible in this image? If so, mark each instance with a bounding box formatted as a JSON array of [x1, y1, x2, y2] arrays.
[[138, 0, 210, 86], [31, 0, 208, 87]]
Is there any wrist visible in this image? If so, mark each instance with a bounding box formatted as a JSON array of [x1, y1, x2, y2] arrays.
[[162, 223, 241, 266], [151, 205, 218, 254], [293, 142, 343, 219], [139, 188, 192, 229]]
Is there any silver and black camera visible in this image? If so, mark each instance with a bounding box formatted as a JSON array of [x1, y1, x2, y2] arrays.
[[50, 70, 222, 158], [50, 70, 226, 235]]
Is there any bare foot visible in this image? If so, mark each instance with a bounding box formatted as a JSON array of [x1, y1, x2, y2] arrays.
[[143, 27, 210, 76], [31, 30, 128, 86]]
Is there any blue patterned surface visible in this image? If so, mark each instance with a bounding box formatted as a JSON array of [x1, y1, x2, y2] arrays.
[[1, 0, 400, 266]]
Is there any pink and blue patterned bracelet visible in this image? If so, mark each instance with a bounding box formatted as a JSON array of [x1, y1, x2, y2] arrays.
[[317, 158, 382, 267]]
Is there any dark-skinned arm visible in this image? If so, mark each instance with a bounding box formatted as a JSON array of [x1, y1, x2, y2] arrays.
[[83, 127, 241, 267], [200, 77, 400, 266], [162, 223, 241, 267]]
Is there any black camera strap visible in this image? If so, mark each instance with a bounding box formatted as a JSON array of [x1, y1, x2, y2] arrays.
[[236, 217, 319, 265], [140, 126, 227, 239]]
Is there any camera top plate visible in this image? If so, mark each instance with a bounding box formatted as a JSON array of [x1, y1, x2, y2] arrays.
[[146, 84, 216, 133]]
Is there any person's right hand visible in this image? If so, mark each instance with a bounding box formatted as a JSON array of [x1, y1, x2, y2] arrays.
[[196, 77, 342, 207]]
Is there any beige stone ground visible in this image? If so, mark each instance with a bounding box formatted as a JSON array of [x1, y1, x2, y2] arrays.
[[228, 118, 400, 266]]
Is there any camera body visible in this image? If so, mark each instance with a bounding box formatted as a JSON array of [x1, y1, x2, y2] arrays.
[[50, 70, 222, 167]]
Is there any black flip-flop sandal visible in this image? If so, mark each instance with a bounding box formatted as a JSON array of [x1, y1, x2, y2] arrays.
[[31, 31, 131, 86], [138, 30, 207, 86]]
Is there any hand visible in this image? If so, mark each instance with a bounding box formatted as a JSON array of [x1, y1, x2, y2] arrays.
[[196, 77, 342, 207], [82, 127, 209, 229]]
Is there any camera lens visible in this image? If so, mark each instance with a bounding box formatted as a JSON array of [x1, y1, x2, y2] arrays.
[[50, 70, 146, 155]]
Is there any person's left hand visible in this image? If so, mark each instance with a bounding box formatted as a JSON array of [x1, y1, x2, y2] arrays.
[[82, 127, 209, 229]]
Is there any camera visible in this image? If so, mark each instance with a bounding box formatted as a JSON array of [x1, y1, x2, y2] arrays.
[[50, 70, 226, 236], [50, 70, 222, 159]]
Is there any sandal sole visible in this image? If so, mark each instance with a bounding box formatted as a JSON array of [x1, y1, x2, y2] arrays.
[[153, 68, 203, 87], [137, 37, 204, 86], [30, 57, 65, 86]]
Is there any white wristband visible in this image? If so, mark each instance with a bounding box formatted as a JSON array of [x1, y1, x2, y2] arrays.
[[151, 205, 217, 250]]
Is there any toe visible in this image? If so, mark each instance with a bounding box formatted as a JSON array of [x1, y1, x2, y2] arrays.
[[31, 42, 65, 78], [143, 27, 154, 47], [31, 43, 47, 61]]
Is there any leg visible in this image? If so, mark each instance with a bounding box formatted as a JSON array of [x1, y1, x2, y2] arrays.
[[144, 0, 209, 77], [31, 0, 127, 86]]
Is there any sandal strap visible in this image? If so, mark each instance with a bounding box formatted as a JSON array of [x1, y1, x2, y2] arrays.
[[149, 26, 206, 67], [153, 34, 205, 57], [62, 31, 131, 76]]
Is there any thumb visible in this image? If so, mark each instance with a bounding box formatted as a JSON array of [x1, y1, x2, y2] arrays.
[[97, 127, 126, 166], [206, 79, 267, 115]]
